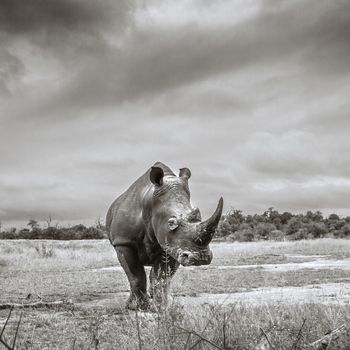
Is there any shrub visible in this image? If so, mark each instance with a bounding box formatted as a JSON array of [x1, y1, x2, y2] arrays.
[[306, 222, 328, 238], [41, 226, 62, 239], [1, 207, 349, 242], [215, 219, 232, 237], [255, 222, 276, 239], [294, 228, 309, 240], [333, 224, 350, 238], [341, 224, 350, 237], [228, 228, 255, 242], [286, 217, 303, 235], [269, 230, 285, 241], [80, 227, 106, 240], [0, 228, 17, 239], [286, 229, 306, 241], [0, 224, 107, 240]]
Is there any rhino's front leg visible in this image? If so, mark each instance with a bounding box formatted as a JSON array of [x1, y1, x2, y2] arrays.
[[115, 246, 150, 310], [149, 255, 179, 308]]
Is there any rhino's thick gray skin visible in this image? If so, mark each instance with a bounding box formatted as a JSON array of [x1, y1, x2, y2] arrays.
[[106, 162, 223, 310]]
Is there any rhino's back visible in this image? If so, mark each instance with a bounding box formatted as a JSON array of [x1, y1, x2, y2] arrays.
[[106, 162, 174, 246]]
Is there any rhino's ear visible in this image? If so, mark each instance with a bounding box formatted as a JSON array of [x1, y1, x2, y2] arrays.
[[179, 168, 191, 181], [150, 166, 164, 186]]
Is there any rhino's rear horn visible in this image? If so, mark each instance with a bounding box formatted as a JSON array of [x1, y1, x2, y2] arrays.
[[195, 197, 223, 246], [187, 207, 202, 222]]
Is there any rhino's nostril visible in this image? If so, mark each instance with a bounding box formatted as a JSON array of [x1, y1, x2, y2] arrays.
[[180, 251, 190, 258]]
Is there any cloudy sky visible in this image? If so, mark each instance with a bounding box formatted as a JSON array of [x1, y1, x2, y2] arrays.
[[1, 0, 350, 227]]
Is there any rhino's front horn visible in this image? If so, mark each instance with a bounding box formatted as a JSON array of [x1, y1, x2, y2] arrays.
[[195, 197, 223, 246]]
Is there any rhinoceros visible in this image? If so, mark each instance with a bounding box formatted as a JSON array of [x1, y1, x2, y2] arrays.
[[106, 162, 223, 310]]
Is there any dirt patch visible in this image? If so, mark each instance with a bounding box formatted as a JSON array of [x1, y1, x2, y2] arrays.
[[77, 282, 350, 312], [98, 257, 350, 273], [175, 282, 350, 307], [285, 254, 331, 259], [217, 258, 350, 272]]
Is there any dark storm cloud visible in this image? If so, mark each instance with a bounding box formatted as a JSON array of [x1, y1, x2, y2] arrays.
[[4, 0, 350, 116], [0, 0, 133, 36], [47, 0, 350, 110], [0, 0, 135, 97]]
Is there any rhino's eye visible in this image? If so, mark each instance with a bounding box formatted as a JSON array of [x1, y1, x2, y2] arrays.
[[168, 217, 179, 231]]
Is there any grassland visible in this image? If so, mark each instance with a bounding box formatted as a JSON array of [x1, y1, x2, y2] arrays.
[[0, 239, 349, 349]]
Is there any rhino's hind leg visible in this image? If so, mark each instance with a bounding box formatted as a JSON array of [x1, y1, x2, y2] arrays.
[[115, 245, 150, 311], [149, 255, 179, 308]]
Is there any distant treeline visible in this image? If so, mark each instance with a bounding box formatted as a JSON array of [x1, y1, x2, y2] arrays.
[[215, 208, 350, 241], [0, 222, 107, 240], [1, 208, 350, 241]]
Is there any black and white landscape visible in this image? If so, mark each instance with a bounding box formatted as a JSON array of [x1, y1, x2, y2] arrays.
[[0, 1, 350, 349]]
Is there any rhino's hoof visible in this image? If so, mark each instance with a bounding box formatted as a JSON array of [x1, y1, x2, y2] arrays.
[[126, 296, 151, 311]]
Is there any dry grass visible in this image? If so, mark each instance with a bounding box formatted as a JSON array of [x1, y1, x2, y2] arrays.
[[2, 301, 349, 349], [0, 238, 350, 349], [0, 239, 116, 272], [0, 258, 7, 268]]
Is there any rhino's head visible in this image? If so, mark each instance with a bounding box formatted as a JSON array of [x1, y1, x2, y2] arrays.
[[149, 166, 223, 266]]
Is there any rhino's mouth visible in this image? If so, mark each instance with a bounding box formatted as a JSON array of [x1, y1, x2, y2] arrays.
[[163, 246, 213, 266], [176, 248, 213, 266]]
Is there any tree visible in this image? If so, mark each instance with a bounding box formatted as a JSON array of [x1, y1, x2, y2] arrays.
[[44, 215, 52, 228], [226, 209, 244, 225], [219, 209, 245, 236], [95, 216, 105, 230], [286, 217, 303, 235], [341, 224, 350, 237], [280, 212, 293, 225], [216, 219, 232, 237], [327, 213, 343, 233], [264, 207, 280, 222], [255, 222, 276, 239], [27, 219, 39, 231], [306, 210, 323, 222], [307, 222, 328, 238], [328, 213, 340, 221], [230, 227, 254, 242]]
